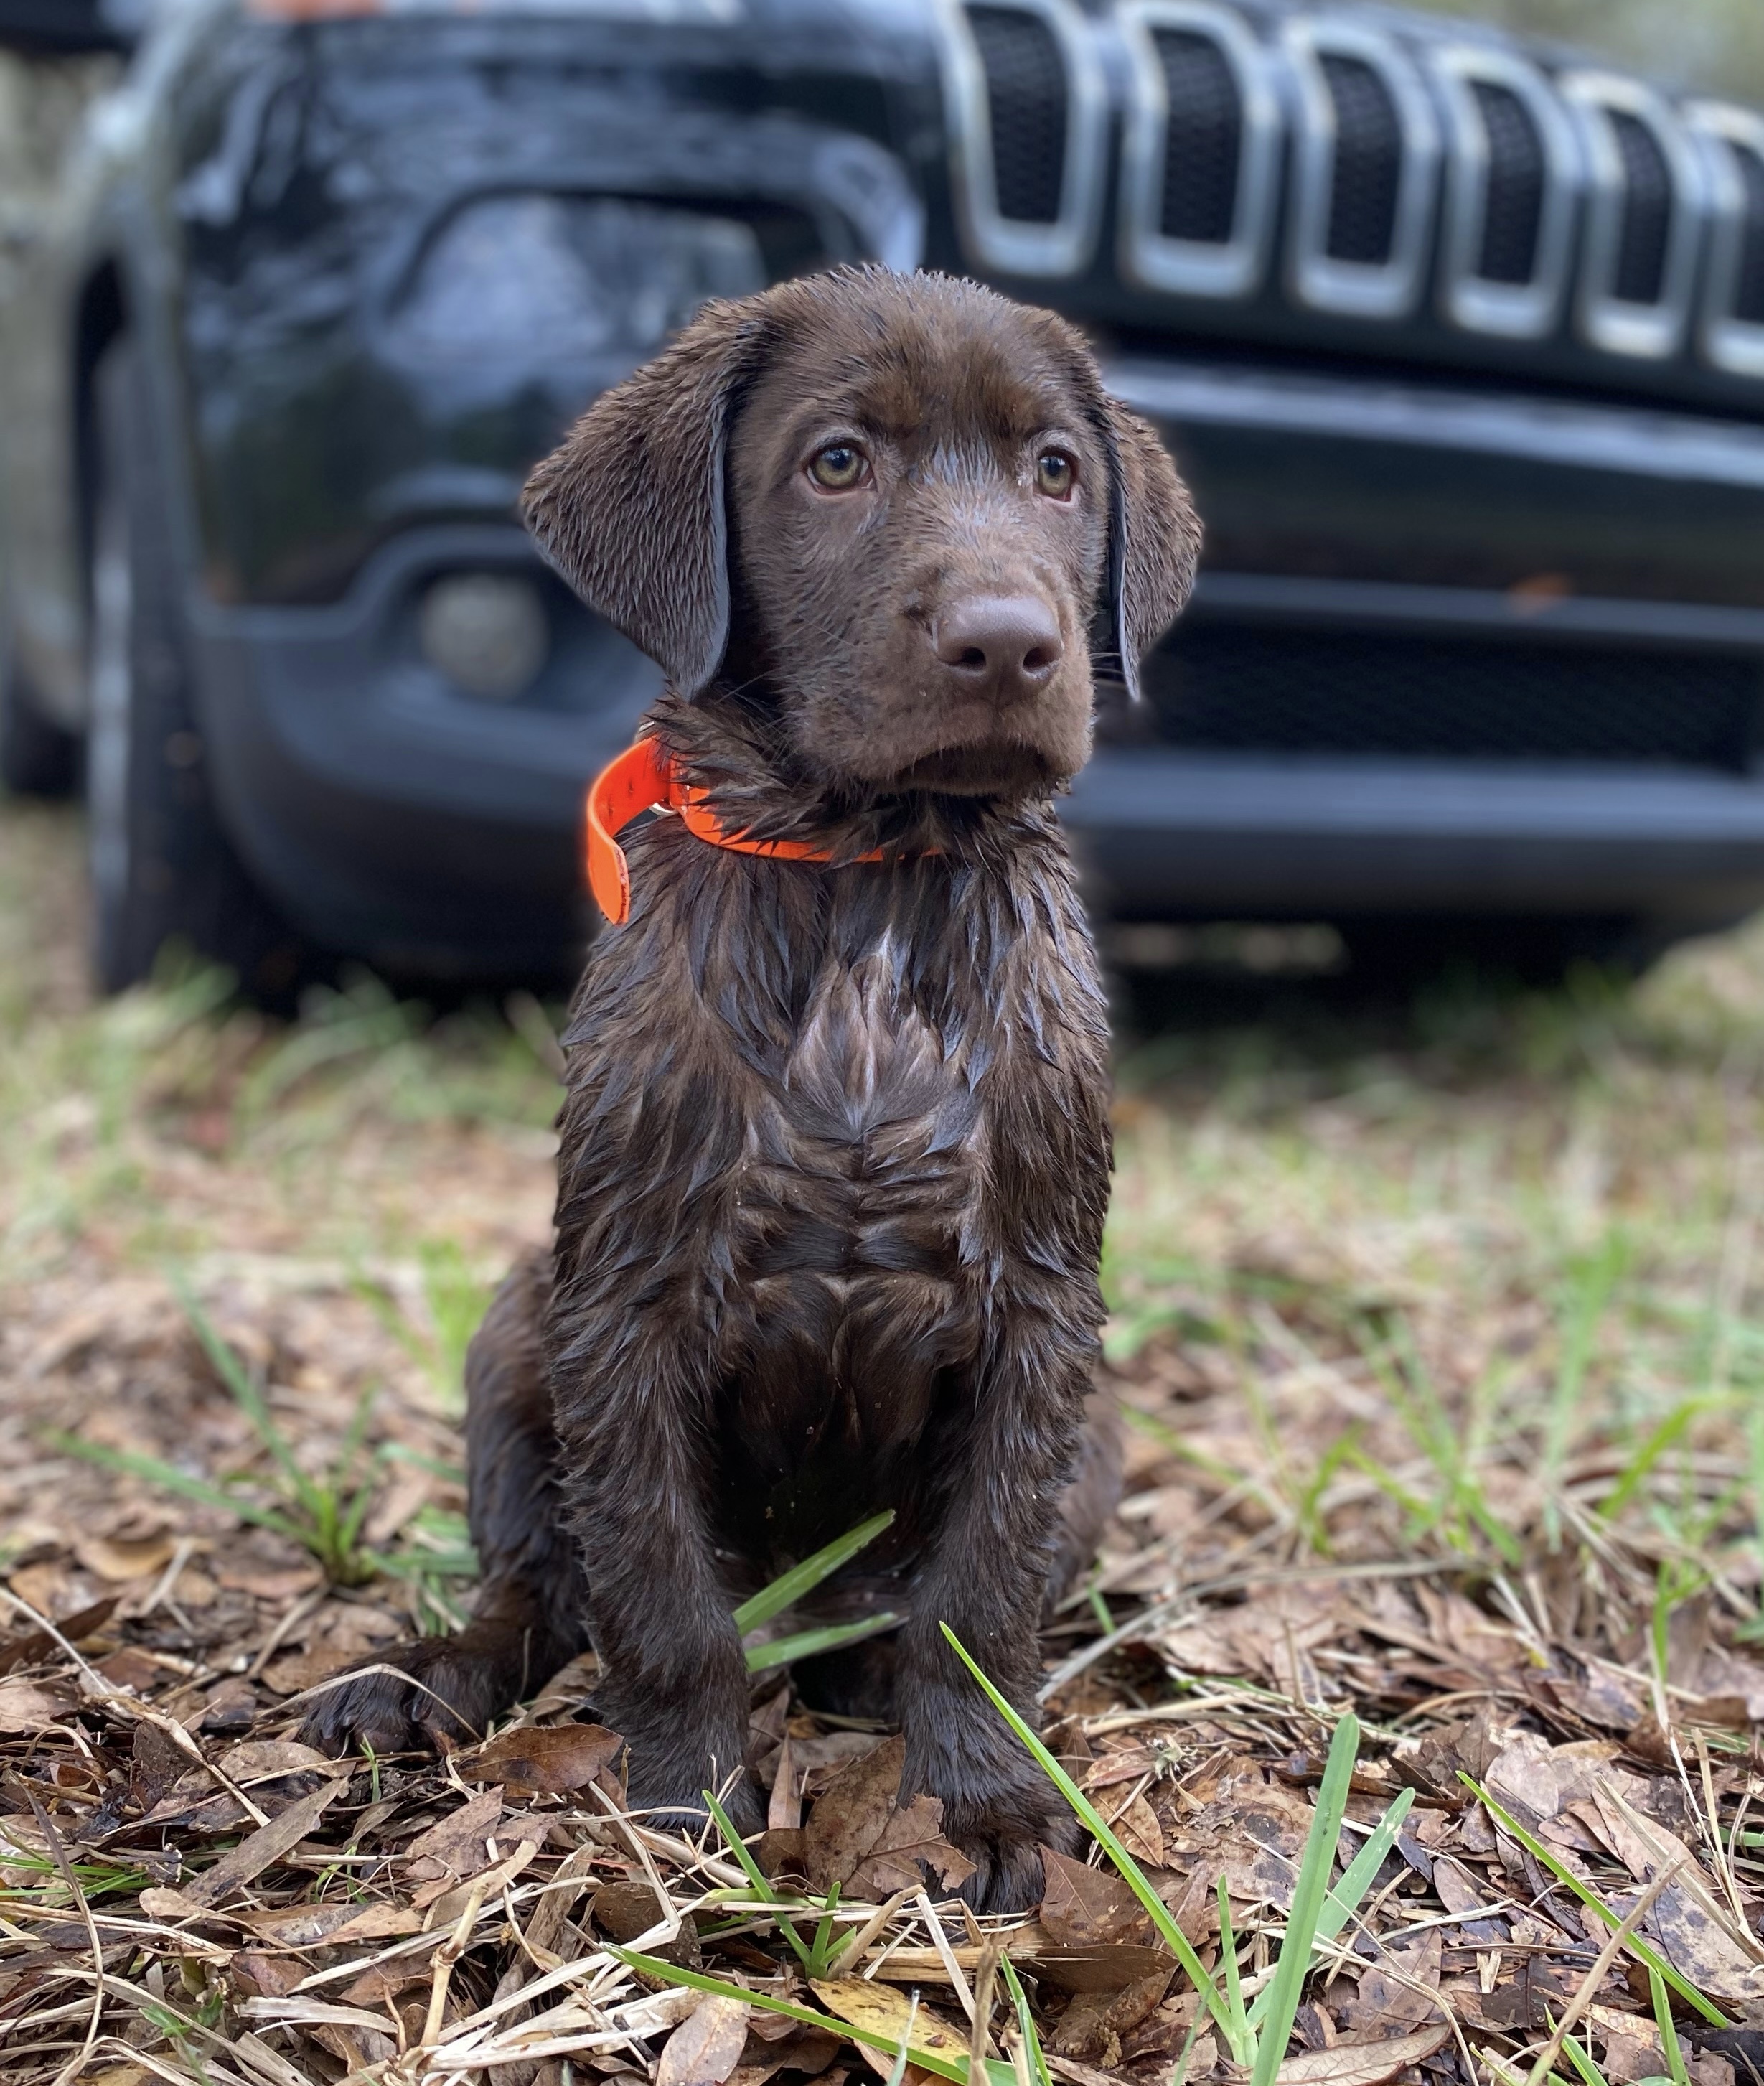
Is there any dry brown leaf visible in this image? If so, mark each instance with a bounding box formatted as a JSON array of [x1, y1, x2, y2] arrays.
[[238, 1899, 426, 1949], [0, 1676, 75, 1733], [162, 1774, 347, 1909], [1048, 1969, 1173, 2063], [459, 1721, 624, 1797], [1040, 1846, 1156, 1947], [802, 1734, 975, 1897], [1349, 1930, 1442, 2034], [1587, 1785, 1764, 2003], [657, 1995, 753, 2086], [1107, 1790, 1165, 1866], [420, 1836, 540, 1924], [72, 1530, 179, 1583], [1274, 2024, 1451, 2086], [403, 1786, 505, 1884], [213, 1739, 332, 1783], [1430, 1854, 1506, 1945]]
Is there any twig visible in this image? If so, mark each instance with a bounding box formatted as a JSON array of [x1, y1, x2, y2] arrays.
[[970, 1936, 1003, 2073], [917, 1890, 977, 2021], [1523, 1856, 1689, 2086], [421, 1870, 500, 2050], [28, 1794, 105, 2086]]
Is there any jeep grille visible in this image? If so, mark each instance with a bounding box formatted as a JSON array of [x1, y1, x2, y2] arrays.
[[937, 1, 1764, 385]]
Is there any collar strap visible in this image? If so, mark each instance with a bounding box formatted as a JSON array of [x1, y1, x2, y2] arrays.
[[585, 738, 893, 925]]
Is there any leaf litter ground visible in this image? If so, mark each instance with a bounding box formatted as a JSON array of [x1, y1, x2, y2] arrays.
[[2, 805, 1763, 2086]]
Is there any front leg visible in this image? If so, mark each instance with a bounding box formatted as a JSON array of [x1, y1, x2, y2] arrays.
[[898, 1298, 1097, 1912], [555, 1331, 760, 1833]]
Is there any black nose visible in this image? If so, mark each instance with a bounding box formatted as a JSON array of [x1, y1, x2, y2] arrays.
[[932, 595, 1064, 701]]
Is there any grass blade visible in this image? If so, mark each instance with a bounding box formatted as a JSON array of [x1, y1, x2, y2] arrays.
[[734, 1512, 896, 1635], [1000, 1955, 1053, 2086], [746, 1612, 899, 1673], [1249, 1712, 1359, 2086], [1246, 1782, 1414, 2034], [174, 1279, 321, 1517], [1651, 1967, 1689, 2086], [940, 1623, 1244, 2059], [700, 1788, 812, 1970], [47, 1433, 306, 1545], [1463, 1778, 1725, 2024], [610, 1949, 1014, 2086]]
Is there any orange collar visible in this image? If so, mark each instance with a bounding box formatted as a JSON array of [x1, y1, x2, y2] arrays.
[[585, 739, 893, 925]]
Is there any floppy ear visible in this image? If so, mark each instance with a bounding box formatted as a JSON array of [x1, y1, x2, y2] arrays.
[[520, 298, 763, 696], [1089, 398, 1202, 703]]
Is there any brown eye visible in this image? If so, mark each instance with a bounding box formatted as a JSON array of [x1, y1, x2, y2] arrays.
[[808, 443, 868, 490], [1036, 450, 1075, 500]]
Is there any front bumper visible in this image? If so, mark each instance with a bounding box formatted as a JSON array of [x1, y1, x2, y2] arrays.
[[188, 525, 659, 978], [1069, 751, 1764, 930]]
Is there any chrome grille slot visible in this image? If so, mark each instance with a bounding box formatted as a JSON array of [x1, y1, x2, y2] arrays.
[[935, 0, 1105, 277], [1284, 19, 1440, 320], [967, 6, 1066, 223], [1430, 42, 1577, 340], [1319, 55, 1402, 264], [1472, 83, 1544, 283], [1117, 0, 1277, 298], [1610, 111, 1673, 304], [1737, 151, 1764, 322], [1563, 72, 1704, 359], [1688, 101, 1764, 377], [1155, 30, 1237, 242]]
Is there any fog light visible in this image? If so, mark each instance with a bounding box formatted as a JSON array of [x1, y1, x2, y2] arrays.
[[419, 573, 549, 702]]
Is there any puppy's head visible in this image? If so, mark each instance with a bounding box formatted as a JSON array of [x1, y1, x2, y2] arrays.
[[522, 268, 1200, 799]]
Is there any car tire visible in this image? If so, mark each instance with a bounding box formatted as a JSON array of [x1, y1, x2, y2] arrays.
[[0, 639, 80, 798], [85, 340, 309, 1000]]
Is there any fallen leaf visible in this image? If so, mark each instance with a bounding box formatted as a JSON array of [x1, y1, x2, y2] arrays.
[[174, 1774, 348, 1909], [130, 1719, 193, 1813], [657, 1995, 752, 2086], [732, 2025, 845, 2084], [1049, 1969, 1173, 2064], [1274, 2024, 1451, 2086], [1040, 1847, 1155, 1947], [803, 1735, 975, 1897], [72, 1531, 179, 1583], [1349, 1930, 1442, 2033], [592, 1878, 703, 1968], [0, 1596, 118, 1677], [237, 1900, 426, 1949], [1105, 1790, 1165, 1866], [1588, 1785, 1764, 2004], [1430, 1855, 1507, 1946], [0, 1678, 77, 1733], [459, 1721, 623, 1797], [421, 1838, 540, 1926], [403, 1787, 504, 1885], [809, 1980, 968, 2078], [214, 1739, 332, 1783]]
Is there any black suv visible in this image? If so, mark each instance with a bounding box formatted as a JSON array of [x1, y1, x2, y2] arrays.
[[5, 0, 1764, 991]]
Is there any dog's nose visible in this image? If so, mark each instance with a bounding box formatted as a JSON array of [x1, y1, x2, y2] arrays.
[[932, 596, 1064, 701]]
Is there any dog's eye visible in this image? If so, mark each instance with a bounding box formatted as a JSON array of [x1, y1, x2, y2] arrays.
[[1036, 451, 1075, 500], [808, 444, 868, 490]]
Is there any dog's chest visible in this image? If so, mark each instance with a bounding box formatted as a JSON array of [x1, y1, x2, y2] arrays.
[[719, 933, 990, 1456]]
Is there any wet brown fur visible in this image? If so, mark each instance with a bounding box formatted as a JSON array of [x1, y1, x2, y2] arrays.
[[301, 269, 1199, 1909]]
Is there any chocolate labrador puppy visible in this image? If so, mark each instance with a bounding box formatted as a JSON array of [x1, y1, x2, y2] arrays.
[[304, 268, 1199, 1909]]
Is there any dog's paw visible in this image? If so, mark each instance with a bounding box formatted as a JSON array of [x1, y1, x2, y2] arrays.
[[626, 1767, 765, 1838], [297, 1635, 504, 1757], [942, 1770, 1079, 1914]]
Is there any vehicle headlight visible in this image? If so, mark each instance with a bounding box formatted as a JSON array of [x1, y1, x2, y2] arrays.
[[418, 573, 550, 702], [396, 195, 769, 360]]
